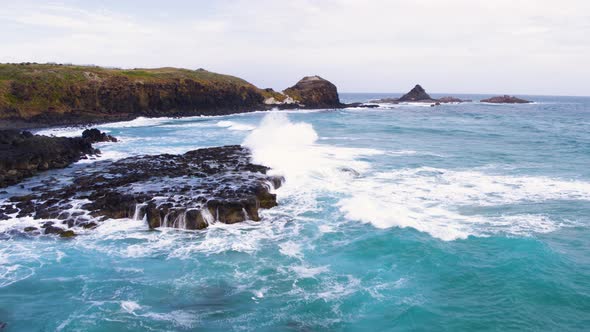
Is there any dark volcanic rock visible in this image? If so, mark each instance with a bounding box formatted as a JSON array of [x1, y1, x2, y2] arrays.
[[283, 76, 342, 108], [399, 84, 435, 102], [1, 145, 282, 232], [0, 130, 103, 188], [82, 128, 117, 143], [481, 95, 531, 104], [344, 103, 380, 108], [44, 225, 65, 235]]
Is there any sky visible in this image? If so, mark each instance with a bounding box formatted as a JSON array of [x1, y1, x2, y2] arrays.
[[0, 0, 589, 96]]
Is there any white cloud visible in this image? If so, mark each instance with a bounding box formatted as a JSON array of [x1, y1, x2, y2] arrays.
[[0, 0, 589, 95]]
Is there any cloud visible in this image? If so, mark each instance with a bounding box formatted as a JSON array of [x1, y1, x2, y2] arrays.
[[0, 0, 589, 95]]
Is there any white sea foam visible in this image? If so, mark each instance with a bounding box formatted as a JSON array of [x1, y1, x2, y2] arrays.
[[243, 113, 382, 215], [243, 113, 590, 241], [121, 300, 142, 314], [339, 168, 590, 240], [77, 150, 130, 163], [279, 241, 303, 259], [290, 264, 329, 278], [97, 116, 170, 128], [216, 120, 255, 131], [0, 238, 42, 288], [141, 310, 200, 328]]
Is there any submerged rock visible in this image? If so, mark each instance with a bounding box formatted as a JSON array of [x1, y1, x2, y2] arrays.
[[481, 95, 532, 104], [283, 76, 342, 108], [1, 145, 283, 232]]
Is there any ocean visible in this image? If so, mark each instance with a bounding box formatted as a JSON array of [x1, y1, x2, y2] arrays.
[[1, 93, 589, 331]]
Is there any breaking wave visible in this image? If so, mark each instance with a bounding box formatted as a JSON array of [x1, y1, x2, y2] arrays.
[[243, 113, 590, 241]]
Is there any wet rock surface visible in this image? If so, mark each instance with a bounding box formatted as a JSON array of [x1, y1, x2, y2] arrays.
[[0, 130, 107, 188], [0, 145, 282, 234]]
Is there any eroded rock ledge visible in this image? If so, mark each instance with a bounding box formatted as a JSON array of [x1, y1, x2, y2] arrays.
[[0, 145, 282, 236]]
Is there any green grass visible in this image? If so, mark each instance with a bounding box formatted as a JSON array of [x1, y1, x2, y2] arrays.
[[0, 63, 264, 119]]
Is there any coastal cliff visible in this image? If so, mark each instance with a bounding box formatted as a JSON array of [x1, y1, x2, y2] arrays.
[[0, 63, 348, 128], [0, 64, 268, 128]]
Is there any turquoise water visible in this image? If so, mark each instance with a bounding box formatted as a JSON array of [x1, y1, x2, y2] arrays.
[[1, 94, 590, 331]]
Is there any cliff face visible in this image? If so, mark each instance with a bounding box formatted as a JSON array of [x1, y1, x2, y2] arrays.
[[283, 75, 342, 108], [0, 64, 267, 127]]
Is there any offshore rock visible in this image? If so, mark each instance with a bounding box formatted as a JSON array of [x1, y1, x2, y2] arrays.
[[0, 130, 105, 188], [398, 84, 435, 102], [82, 128, 117, 143], [369, 85, 468, 104], [283, 76, 342, 108], [2, 145, 282, 233], [480, 95, 532, 104]]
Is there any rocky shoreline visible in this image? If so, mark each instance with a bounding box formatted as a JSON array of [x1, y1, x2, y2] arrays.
[[0, 129, 116, 188], [1, 144, 282, 237], [0, 64, 368, 130]]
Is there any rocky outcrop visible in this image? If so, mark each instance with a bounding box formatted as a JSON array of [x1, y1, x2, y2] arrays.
[[480, 95, 531, 104], [398, 84, 436, 102], [1, 145, 282, 233], [369, 85, 468, 105], [0, 129, 114, 187], [283, 76, 342, 108], [81, 128, 117, 143]]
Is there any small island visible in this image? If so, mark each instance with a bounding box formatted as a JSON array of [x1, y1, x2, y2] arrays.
[[480, 95, 532, 104], [370, 84, 471, 105]]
